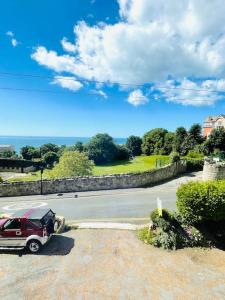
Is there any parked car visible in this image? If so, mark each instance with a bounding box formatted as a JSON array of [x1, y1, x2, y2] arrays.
[[0, 208, 56, 253]]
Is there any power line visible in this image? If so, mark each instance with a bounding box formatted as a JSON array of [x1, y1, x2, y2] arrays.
[[0, 86, 220, 103], [0, 71, 225, 94]]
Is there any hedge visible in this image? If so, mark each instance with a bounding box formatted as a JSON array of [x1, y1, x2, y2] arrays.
[[185, 158, 204, 172], [0, 158, 41, 169], [177, 180, 225, 223]]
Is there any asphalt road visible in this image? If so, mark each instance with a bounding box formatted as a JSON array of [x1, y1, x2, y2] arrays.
[[0, 172, 202, 223]]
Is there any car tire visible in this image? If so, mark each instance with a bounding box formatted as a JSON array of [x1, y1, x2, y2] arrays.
[[27, 240, 42, 253]]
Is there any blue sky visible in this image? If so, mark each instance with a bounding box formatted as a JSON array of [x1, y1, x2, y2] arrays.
[[1, 0, 225, 138]]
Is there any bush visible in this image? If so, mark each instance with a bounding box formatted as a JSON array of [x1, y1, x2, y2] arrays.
[[177, 180, 225, 223], [0, 176, 3, 183], [169, 152, 180, 163], [185, 158, 204, 171], [151, 229, 178, 250], [138, 227, 156, 244], [186, 151, 204, 159]]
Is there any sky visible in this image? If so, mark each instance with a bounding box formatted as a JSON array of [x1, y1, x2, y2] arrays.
[[1, 0, 225, 138]]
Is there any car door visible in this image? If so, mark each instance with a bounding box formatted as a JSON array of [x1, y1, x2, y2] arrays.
[[0, 218, 26, 247]]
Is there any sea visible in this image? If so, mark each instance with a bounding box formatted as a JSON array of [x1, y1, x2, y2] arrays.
[[0, 136, 127, 153]]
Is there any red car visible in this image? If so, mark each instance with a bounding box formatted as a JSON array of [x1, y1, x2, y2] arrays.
[[0, 208, 55, 253]]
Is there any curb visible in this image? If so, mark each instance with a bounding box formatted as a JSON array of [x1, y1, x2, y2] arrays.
[[68, 222, 149, 231]]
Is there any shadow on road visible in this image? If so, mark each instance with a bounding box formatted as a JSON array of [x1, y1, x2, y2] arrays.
[[0, 234, 75, 257]]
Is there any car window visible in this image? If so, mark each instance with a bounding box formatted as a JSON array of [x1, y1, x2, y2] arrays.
[[4, 219, 21, 230], [25, 221, 35, 230]]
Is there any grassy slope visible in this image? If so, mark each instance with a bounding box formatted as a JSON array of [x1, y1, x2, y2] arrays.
[[93, 155, 169, 175], [8, 155, 169, 182]]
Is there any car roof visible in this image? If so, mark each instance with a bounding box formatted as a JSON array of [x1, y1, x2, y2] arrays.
[[12, 208, 54, 220]]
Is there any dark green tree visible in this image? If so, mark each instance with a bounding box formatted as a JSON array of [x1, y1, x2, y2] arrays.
[[40, 143, 59, 156], [180, 135, 197, 156], [125, 135, 142, 156], [115, 145, 132, 160], [73, 141, 84, 152], [86, 133, 118, 164], [20, 146, 41, 160], [188, 123, 203, 144], [207, 127, 225, 152], [173, 127, 188, 153], [42, 151, 59, 168], [142, 128, 168, 155], [164, 132, 175, 155]]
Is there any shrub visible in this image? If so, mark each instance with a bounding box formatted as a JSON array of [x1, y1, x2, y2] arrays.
[[169, 152, 180, 163], [0, 176, 3, 183], [151, 229, 177, 250], [150, 208, 173, 223], [185, 158, 204, 171], [177, 180, 225, 223], [186, 151, 204, 159], [138, 227, 156, 244]]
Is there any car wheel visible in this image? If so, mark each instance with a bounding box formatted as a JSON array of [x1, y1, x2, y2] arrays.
[[27, 240, 42, 253]]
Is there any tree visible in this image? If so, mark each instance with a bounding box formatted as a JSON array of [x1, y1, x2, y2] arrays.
[[115, 145, 132, 160], [173, 127, 187, 153], [42, 151, 59, 168], [180, 135, 197, 156], [20, 146, 41, 160], [188, 123, 203, 144], [86, 133, 118, 164], [74, 141, 84, 152], [207, 127, 225, 152], [164, 132, 175, 155], [142, 128, 168, 155], [126, 135, 142, 156], [50, 151, 94, 178], [0, 150, 17, 158], [40, 143, 59, 156]]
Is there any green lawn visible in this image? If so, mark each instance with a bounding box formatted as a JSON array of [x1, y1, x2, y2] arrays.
[[8, 155, 169, 182], [93, 155, 169, 175]]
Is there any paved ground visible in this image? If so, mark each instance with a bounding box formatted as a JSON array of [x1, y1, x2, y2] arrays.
[[0, 172, 202, 223], [0, 229, 225, 300], [0, 172, 26, 181]]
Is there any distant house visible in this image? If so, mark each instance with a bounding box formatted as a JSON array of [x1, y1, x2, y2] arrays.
[[0, 145, 14, 154], [203, 115, 225, 137]]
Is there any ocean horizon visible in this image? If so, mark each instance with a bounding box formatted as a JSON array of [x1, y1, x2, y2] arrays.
[[0, 135, 127, 153]]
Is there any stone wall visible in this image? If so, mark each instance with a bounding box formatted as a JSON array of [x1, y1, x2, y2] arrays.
[[203, 158, 225, 181], [0, 161, 186, 197]]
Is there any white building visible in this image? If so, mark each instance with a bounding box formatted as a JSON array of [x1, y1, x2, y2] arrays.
[[0, 145, 15, 153]]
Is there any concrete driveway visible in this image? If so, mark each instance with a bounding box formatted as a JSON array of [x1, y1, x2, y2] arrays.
[[0, 172, 202, 223], [0, 229, 225, 300]]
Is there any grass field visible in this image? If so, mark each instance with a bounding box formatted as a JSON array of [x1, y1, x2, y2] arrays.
[[7, 155, 169, 182], [93, 155, 169, 175]]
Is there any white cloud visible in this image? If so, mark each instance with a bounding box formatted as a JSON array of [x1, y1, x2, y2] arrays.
[[91, 89, 108, 98], [127, 89, 148, 106], [11, 38, 18, 47], [31, 0, 225, 105], [52, 76, 83, 91], [6, 31, 19, 47], [61, 38, 77, 53], [153, 79, 225, 106], [6, 31, 14, 37]]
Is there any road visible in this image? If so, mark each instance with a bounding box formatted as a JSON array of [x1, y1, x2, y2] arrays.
[[0, 172, 202, 223]]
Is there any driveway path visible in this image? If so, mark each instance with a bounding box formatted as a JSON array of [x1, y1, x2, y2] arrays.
[[0, 172, 202, 223], [0, 229, 224, 300]]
